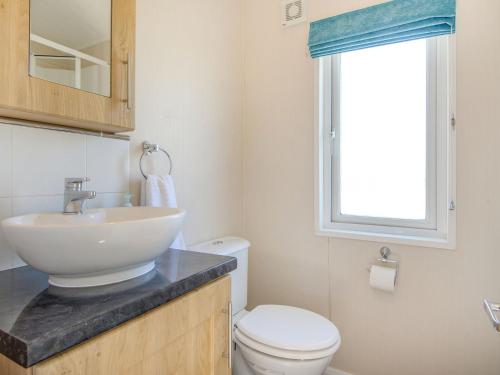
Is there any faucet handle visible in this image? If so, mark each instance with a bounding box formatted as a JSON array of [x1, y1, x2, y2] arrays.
[[65, 177, 90, 190]]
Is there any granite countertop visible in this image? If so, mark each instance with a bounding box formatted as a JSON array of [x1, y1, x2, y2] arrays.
[[0, 249, 236, 368]]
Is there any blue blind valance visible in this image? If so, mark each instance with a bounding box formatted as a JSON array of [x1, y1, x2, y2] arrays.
[[308, 0, 456, 59]]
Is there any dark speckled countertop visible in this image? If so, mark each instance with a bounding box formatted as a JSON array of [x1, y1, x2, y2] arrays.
[[0, 249, 236, 368]]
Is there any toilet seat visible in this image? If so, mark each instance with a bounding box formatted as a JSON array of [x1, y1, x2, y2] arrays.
[[234, 305, 341, 361]]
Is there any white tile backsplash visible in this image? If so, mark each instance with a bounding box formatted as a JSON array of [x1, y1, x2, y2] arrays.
[[0, 123, 130, 271], [12, 126, 86, 196], [12, 195, 64, 216], [86, 136, 130, 193], [0, 125, 12, 197], [0, 198, 22, 271]]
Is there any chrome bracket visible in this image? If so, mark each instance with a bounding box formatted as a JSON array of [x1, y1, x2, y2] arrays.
[[483, 299, 500, 332], [139, 141, 173, 178]]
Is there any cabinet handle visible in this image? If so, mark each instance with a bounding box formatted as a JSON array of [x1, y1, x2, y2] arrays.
[[222, 302, 232, 369], [124, 53, 133, 110]]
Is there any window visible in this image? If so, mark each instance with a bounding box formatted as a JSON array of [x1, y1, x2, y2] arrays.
[[315, 36, 455, 248]]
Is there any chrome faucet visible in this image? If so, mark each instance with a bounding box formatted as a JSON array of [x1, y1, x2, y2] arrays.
[[63, 177, 96, 215]]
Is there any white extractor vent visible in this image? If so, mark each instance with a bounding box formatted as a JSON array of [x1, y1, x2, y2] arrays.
[[281, 0, 307, 28]]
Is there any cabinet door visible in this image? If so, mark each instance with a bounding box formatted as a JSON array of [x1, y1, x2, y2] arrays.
[[111, 0, 135, 131], [0, 0, 31, 114], [32, 276, 231, 375], [29, 78, 112, 132], [0, 354, 32, 375], [0, 0, 135, 133], [214, 303, 232, 375]]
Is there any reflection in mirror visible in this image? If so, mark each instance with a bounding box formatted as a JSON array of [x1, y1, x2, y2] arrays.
[[29, 0, 111, 97]]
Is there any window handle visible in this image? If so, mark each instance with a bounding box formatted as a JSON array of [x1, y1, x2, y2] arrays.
[[329, 129, 336, 156]]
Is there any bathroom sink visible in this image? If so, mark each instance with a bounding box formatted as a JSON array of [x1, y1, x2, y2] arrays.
[[1, 207, 186, 288]]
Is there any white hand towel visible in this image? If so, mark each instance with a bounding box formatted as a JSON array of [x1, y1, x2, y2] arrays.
[[140, 175, 186, 250]]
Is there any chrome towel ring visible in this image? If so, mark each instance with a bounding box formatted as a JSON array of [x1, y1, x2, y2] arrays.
[[139, 141, 173, 179]]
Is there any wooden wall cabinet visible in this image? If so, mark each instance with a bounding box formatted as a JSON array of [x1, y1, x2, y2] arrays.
[[0, 276, 232, 375], [0, 0, 135, 133]]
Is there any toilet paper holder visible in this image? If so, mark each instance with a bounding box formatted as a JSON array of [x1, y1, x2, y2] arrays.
[[367, 247, 399, 272], [378, 247, 398, 265], [367, 247, 400, 292]]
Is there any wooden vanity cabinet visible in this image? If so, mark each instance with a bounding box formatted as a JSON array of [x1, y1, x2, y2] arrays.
[[0, 276, 232, 375], [0, 0, 135, 133]]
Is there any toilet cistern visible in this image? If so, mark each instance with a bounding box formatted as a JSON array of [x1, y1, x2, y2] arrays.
[[63, 177, 96, 215]]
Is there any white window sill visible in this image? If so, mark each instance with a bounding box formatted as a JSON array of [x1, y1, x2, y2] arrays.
[[316, 227, 455, 250]]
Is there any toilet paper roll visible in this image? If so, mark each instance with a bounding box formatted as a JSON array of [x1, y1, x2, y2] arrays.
[[369, 265, 397, 292]]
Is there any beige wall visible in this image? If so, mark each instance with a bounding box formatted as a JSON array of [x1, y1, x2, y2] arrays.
[[131, 0, 244, 244], [243, 1, 500, 374]]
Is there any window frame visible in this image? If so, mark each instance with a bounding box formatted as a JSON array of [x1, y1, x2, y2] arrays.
[[314, 36, 456, 249]]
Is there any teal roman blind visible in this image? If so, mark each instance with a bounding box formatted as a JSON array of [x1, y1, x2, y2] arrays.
[[308, 0, 456, 58]]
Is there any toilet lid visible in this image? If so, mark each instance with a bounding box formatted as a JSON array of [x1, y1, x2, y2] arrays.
[[236, 305, 340, 352]]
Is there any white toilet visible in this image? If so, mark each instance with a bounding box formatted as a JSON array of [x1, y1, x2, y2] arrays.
[[191, 237, 341, 375]]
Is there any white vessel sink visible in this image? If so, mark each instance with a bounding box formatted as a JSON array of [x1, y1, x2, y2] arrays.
[[1, 207, 186, 288]]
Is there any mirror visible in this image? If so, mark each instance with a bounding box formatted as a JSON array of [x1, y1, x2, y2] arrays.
[[29, 0, 111, 97]]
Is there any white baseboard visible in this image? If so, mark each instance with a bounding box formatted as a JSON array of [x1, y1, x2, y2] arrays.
[[325, 367, 353, 375]]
